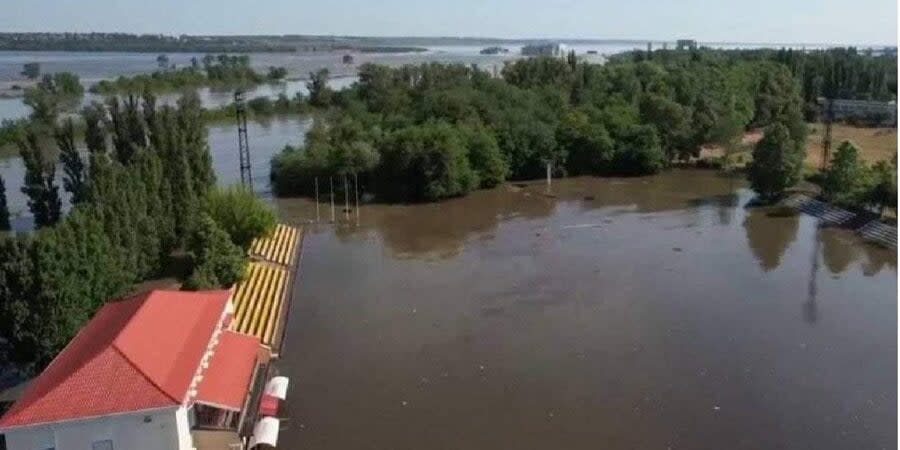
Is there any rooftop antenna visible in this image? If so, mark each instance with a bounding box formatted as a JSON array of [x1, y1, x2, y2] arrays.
[[234, 90, 252, 187]]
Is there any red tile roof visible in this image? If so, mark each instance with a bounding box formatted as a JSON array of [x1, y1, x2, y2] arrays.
[[0, 290, 231, 429], [195, 331, 259, 411]]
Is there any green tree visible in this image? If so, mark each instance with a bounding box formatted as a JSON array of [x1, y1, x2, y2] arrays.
[[0, 174, 10, 230], [184, 214, 247, 290], [106, 95, 146, 165], [56, 119, 88, 205], [860, 159, 897, 215], [82, 103, 108, 157], [751, 64, 807, 146], [0, 92, 219, 374], [379, 122, 478, 201], [613, 124, 666, 175], [747, 123, 803, 202], [639, 93, 691, 161], [177, 93, 216, 194], [307, 68, 333, 107], [204, 185, 277, 250], [460, 124, 508, 188], [21, 62, 40, 79], [18, 133, 61, 228], [267, 66, 288, 80], [23, 73, 84, 126], [557, 109, 615, 175], [822, 141, 863, 204]]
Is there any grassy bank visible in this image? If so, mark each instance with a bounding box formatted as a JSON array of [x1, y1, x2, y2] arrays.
[[700, 122, 897, 170], [806, 123, 897, 166]]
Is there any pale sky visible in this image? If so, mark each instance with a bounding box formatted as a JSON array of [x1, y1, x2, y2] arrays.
[[2, 0, 897, 46]]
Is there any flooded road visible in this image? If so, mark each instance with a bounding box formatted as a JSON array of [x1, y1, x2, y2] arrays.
[[274, 171, 896, 450]]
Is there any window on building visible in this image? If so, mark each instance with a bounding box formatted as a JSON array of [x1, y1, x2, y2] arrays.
[[91, 440, 113, 450]]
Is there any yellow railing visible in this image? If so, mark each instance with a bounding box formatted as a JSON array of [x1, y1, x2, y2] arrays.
[[231, 262, 288, 346], [231, 223, 303, 347], [249, 224, 301, 267]]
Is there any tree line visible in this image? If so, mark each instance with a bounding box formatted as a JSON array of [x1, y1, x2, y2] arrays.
[[1, 54, 290, 152], [90, 54, 288, 95], [0, 93, 275, 374], [271, 53, 804, 201], [271, 49, 895, 209], [617, 47, 897, 120], [0, 32, 296, 53]]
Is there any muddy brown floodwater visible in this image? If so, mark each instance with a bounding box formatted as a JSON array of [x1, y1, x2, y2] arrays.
[[273, 170, 896, 450]]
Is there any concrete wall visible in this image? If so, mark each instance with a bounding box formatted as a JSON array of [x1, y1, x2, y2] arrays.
[[3, 407, 192, 450]]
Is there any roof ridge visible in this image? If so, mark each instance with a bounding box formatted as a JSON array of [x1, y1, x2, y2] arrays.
[[110, 291, 181, 405], [110, 344, 180, 405]]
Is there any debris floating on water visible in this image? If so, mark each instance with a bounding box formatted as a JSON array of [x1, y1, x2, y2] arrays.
[[561, 223, 604, 230]]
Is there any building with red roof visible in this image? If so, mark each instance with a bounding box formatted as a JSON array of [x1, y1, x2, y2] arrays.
[[0, 290, 264, 450]]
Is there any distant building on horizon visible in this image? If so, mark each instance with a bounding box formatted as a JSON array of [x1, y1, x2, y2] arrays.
[[676, 39, 698, 50], [819, 97, 897, 126], [521, 42, 567, 57]]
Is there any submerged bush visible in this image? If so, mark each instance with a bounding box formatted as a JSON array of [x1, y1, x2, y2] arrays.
[[205, 185, 277, 250], [184, 214, 247, 290]]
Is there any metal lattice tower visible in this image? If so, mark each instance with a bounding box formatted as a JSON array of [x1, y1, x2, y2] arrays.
[[822, 98, 833, 170], [234, 90, 252, 187]]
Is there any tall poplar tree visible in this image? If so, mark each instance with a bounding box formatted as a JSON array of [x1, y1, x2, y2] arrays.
[[18, 133, 61, 228]]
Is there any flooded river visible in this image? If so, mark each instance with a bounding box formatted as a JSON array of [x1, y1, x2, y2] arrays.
[[273, 171, 896, 450]]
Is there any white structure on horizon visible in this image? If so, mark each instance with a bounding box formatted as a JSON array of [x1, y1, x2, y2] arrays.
[[521, 42, 568, 57]]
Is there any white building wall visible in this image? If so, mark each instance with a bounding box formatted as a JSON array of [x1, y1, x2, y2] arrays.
[[174, 406, 194, 450], [3, 407, 192, 450]]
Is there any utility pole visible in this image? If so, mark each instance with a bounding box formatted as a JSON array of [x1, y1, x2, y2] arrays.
[[822, 98, 834, 170], [330, 176, 335, 223], [343, 174, 350, 220], [234, 90, 252, 187]]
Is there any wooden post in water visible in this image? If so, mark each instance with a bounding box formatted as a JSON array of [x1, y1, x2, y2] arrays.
[[344, 174, 350, 220], [330, 176, 335, 223], [314, 177, 320, 223], [546, 162, 552, 188], [354, 172, 360, 226]]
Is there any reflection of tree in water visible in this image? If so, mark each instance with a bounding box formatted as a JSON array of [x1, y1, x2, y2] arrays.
[[333, 186, 556, 260], [819, 228, 858, 274], [566, 171, 743, 223], [805, 223, 822, 324], [716, 192, 740, 226], [329, 172, 747, 260], [743, 206, 800, 272], [861, 243, 897, 276], [685, 192, 740, 226], [817, 227, 896, 277]]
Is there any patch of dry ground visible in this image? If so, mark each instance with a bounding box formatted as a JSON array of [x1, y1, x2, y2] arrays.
[[701, 123, 897, 167], [806, 123, 897, 167]]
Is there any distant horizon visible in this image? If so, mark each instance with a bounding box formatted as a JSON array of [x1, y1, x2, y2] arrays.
[[0, 31, 894, 49], [3, 0, 895, 47]]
